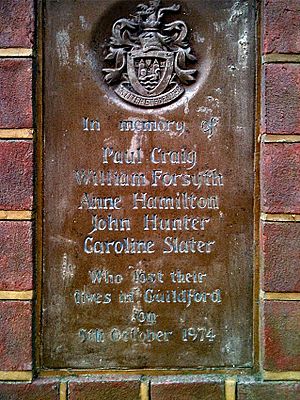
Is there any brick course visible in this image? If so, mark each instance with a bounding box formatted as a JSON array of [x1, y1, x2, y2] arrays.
[[69, 379, 141, 400], [263, 0, 300, 54], [0, 301, 32, 370], [262, 64, 300, 135], [0, 141, 33, 210], [261, 222, 300, 292], [264, 301, 300, 371], [151, 379, 225, 400], [0, 221, 33, 291], [261, 143, 300, 214], [238, 381, 300, 400], [0, 59, 32, 129], [0, 380, 60, 400], [0, 0, 34, 48]]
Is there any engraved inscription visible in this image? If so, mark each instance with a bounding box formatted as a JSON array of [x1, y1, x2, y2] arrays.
[[76, 140, 221, 256], [43, 0, 255, 369], [83, 117, 101, 132]]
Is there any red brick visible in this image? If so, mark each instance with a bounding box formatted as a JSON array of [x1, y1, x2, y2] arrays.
[[0, 301, 32, 370], [0, 141, 33, 210], [0, 380, 60, 400], [261, 143, 300, 214], [151, 379, 225, 400], [263, 0, 300, 54], [262, 64, 300, 134], [69, 378, 141, 400], [0, 0, 34, 48], [0, 59, 32, 128], [261, 222, 300, 292], [264, 301, 300, 371], [0, 221, 32, 291], [238, 382, 300, 400]]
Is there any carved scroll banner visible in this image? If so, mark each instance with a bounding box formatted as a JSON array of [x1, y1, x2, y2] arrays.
[[42, 0, 256, 369]]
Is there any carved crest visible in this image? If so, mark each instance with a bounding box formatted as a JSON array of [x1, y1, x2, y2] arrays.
[[103, 0, 197, 107]]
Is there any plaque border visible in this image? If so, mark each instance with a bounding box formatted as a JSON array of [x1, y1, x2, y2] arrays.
[[34, 0, 261, 376]]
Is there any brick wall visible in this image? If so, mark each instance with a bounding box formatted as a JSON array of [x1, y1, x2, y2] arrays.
[[0, 0, 34, 387], [0, 0, 299, 399], [259, 1, 300, 395]]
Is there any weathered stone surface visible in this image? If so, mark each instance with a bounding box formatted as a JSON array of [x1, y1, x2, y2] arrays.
[[264, 301, 300, 371], [69, 378, 141, 400], [238, 382, 300, 400], [151, 378, 225, 400], [0, 0, 34, 48], [0, 221, 32, 291], [261, 143, 300, 214], [0, 59, 32, 128], [0, 380, 60, 400], [0, 141, 33, 210], [262, 64, 300, 134], [261, 222, 300, 292], [0, 301, 32, 370], [263, 0, 300, 54]]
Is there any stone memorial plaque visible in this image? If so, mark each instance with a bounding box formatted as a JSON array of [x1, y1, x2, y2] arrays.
[[42, 0, 256, 369]]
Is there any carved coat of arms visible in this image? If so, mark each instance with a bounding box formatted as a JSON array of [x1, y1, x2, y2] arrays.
[[103, 0, 197, 107]]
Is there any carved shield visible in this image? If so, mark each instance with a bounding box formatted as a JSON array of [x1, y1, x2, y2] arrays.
[[127, 50, 174, 97]]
